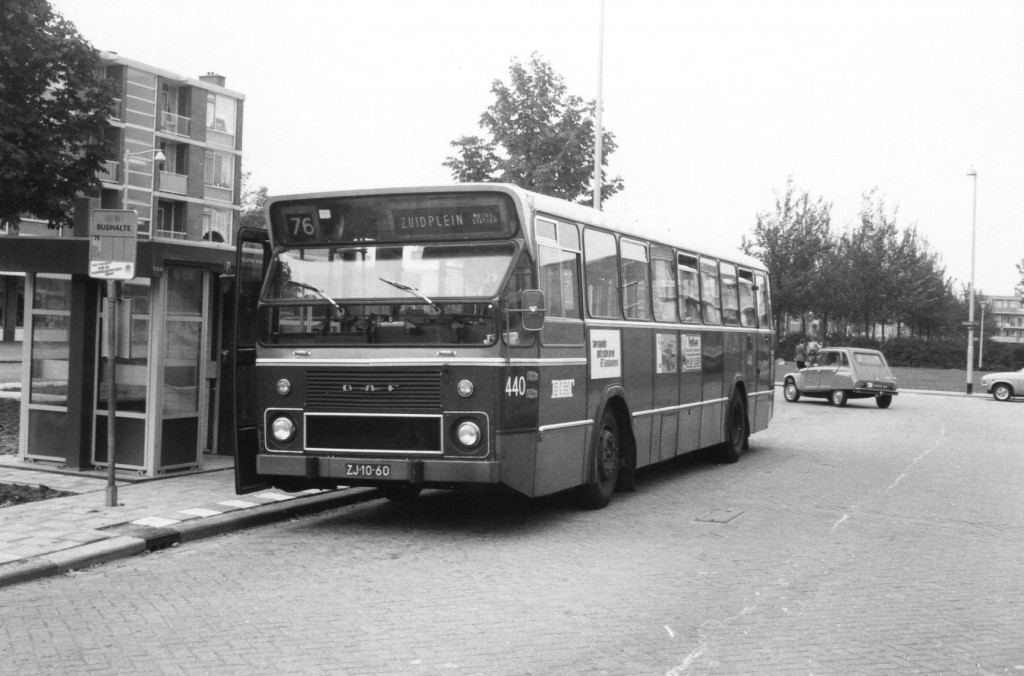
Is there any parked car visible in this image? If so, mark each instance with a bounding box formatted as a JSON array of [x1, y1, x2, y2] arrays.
[[980, 367, 1024, 402], [783, 347, 898, 408]]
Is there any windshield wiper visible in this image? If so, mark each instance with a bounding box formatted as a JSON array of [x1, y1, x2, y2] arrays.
[[286, 280, 346, 317], [379, 277, 440, 312]]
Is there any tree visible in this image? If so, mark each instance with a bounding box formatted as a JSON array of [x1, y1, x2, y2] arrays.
[[0, 0, 115, 230], [444, 53, 623, 205], [239, 172, 268, 230], [742, 180, 833, 337]]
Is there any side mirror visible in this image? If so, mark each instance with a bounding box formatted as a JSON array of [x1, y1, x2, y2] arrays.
[[520, 289, 546, 331]]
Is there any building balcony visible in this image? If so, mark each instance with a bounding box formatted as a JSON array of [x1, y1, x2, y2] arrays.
[[160, 111, 191, 137], [206, 128, 235, 148], [109, 98, 122, 122], [204, 184, 233, 203], [98, 160, 120, 183], [158, 170, 188, 195]]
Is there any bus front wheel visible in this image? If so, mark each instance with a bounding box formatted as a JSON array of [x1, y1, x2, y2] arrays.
[[574, 410, 620, 510]]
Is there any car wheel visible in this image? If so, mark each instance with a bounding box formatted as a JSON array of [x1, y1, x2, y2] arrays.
[[783, 379, 801, 402], [876, 394, 893, 409], [993, 384, 1013, 402], [830, 390, 848, 407]]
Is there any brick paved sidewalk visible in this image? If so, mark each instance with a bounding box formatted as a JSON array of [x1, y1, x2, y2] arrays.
[[0, 455, 376, 588]]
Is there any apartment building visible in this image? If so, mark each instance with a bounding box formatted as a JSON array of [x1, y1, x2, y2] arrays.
[[985, 295, 1024, 343], [1, 53, 245, 343], [0, 54, 246, 476]]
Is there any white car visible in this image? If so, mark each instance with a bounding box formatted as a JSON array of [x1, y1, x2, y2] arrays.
[[980, 367, 1024, 402]]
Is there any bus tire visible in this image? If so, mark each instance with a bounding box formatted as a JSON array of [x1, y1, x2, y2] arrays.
[[573, 409, 620, 510], [712, 393, 747, 464], [381, 484, 423, 502]]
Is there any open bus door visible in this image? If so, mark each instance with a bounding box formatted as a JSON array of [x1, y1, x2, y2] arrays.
[[225, 227, 271, 493]]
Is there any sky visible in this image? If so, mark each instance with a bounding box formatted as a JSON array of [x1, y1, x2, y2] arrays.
[[49, 0, 1024, 295]]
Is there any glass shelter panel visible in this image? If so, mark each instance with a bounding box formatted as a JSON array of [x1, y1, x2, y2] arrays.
[[29, 275, 71, 406], [163, 267, 203, 414]]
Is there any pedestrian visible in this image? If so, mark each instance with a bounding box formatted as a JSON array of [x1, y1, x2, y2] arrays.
[[794, 339, 807, 370], [807, 338, 821, 364]]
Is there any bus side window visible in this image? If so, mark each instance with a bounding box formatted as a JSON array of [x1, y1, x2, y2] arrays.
[[699, 257, 722, 324], [651, 245, 678, 322], [620, 239, 650, 320], [738, 269, 756, 327], [584, 229, 620, 318], [720, 262, 740, 326], [539, 245, 581, 319], [754, 273, 771, 329], [677, 253, 701, 323]]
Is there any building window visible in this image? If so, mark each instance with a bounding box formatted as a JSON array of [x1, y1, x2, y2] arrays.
[[203, 206, 232, 243], [206, 92, 236, 146]]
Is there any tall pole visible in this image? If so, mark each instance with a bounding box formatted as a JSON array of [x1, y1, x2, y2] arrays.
[[979, 302, 986, 369], [592, 0, 605, 210], [105, 280, 118, 506], [965, 168, 977, 395]]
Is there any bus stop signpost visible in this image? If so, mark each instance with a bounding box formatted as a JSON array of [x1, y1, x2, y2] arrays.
[[90, 209, 138, 507]]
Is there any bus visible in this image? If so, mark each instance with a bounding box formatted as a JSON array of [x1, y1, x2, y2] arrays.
[[227, 184, 774, 509]]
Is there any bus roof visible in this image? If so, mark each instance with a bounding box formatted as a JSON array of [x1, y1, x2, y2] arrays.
[[264, 183, 767, 272]]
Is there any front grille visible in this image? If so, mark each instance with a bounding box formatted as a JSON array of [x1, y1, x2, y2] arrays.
[[305, 414, 442, 453], [306, 370, 442, 411]]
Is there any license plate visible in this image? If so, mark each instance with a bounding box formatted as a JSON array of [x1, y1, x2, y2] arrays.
[[344, 462, 392, 478]]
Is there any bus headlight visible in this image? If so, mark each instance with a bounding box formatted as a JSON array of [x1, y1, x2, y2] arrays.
[[271, 416, 296, 443], [455, 420, 481, 448], [456, 379, 475, 397], [276, 378, 292, 396]]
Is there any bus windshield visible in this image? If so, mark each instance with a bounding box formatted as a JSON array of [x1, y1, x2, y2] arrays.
[[259, 242, 516, 346]]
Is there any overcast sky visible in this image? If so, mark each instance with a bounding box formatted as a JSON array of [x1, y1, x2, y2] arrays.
[[50, 0, 1024, 295]]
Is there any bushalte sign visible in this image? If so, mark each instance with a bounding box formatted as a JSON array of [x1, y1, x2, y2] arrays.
[[90, 209, 138, 280]]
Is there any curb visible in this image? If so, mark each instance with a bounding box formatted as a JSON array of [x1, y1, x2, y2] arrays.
[[0, 486, 380, 589]]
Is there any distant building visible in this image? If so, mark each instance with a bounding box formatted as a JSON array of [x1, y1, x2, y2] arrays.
[[985, 295, 1024, 343]]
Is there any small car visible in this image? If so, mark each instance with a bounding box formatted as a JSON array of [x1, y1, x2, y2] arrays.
[[783, 347, 898, 408], [980, 367, 1024, 402]]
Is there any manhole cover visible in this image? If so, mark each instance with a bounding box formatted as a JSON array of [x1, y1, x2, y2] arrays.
[[695, 508, 744, 524]]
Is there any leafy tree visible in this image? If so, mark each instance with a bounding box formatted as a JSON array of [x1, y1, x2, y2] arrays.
[[1017, 259, 1024, 297], [444, 53, 623, 205], [239, 172, 268, 230], [0, 0, 114, 230], [742, 180, 832, 337]]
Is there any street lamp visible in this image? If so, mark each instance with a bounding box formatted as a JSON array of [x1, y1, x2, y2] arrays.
[[979, 301, 987, 369], [965, 167, 977, 394]]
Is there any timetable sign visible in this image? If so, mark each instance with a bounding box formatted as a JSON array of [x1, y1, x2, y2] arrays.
[[90, 209, 138, 280]]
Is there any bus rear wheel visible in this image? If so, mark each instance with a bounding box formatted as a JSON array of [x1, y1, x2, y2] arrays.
[[573, 410, 620, 510], [712, 393, 747, 464]]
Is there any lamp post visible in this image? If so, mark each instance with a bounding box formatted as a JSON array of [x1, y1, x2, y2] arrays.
[[978, 301, 987, 369], [965, 168, 977, 394]]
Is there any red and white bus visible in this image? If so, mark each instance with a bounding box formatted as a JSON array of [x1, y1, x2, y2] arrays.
[[228, 184, 774, 508]]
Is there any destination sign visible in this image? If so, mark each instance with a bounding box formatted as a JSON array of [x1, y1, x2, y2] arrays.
[[392, 205, 503, 237], [269, 193, 518, 246]]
